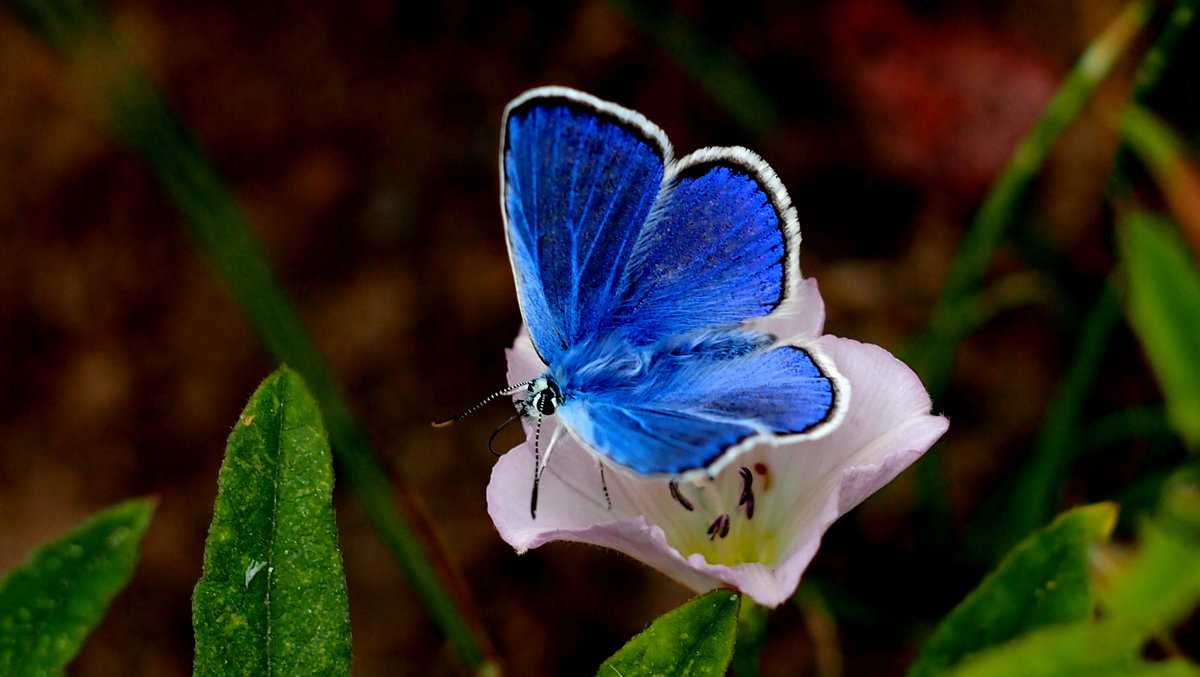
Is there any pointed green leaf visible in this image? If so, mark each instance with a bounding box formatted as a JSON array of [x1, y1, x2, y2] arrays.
[[1103, 469, 1200, 633], [731, 599, 768, 677], [940, 621, 1150, 677], [1104, 520, 1200, 633], [908, 503, 1117, 677], [1120, 211, 1200, 447], [931, 480, 1200, 677], [8, 0, 488, 666], [193, 367, 350, 676], [0, 498, 155, 677], [597, 589, 740, 677], [1115, 663, 1200, 677]]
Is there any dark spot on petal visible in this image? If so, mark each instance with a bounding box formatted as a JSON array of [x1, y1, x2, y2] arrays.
[[754, 462, 772, 491]]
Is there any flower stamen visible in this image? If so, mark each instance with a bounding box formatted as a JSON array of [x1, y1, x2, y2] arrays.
[[738, 467, 755, 519], [706, 513, 731, 540], [669, 480, 694, 511]]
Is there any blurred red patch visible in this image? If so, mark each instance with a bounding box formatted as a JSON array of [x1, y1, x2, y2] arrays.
[[829, 0, 1059, 196]]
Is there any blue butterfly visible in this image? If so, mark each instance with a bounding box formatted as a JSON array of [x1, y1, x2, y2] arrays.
[[479, 87, 845, 516]]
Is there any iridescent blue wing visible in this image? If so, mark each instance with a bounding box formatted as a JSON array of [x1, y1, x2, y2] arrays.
[[609, 148, 800, 345], [502, 88, 672, 364], [503, 88, 843, 478], [556, 330, 843, 477]]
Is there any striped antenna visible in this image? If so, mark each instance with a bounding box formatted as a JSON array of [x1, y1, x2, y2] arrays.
[[431, 380, 534, 427]]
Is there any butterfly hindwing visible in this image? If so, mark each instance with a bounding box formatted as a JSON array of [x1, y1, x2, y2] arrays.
[[502, 88, 671, 364], [556, 330, 837, 477]]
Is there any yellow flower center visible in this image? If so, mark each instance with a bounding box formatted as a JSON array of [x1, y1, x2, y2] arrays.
[[653, 462, 781, 567]]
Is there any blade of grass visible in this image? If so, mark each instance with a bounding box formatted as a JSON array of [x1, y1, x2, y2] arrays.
[[926, 0, 1200, 374], [1130, 0, 1200, 99], [1084, 406, 1173, 449], [904, 0, 1154, 399], [906, 0, 1152, 538], [795, 584, 844, 677], [1121, 106, 1200, 256], [6, 2, 494, 671], [1119, 211, 1200, 449], [984, 0, 1200, 555], [1108, 0, 1200, 201]]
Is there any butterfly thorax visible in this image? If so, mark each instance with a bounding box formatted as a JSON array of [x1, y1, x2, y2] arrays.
[[517, 335, 641, 421]]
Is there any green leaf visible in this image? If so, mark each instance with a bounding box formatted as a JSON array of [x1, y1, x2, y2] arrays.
[[1120, 211, 1200, 447], [731, 599, 768, 677], [1102, 469, 1200, 633], [908, 503, 1117, 677], [933, 475, 1200, 677], [939, 621, 1146, 677], [1104, 520, 1200, 632], [941, 600, 1200, 677], [906, 0, 1155, 399], [193, 367, 350, 676], [597, 589, 740, 677], [8, 0, 490, 667], [931, 479, 1200, 677], [0, 498, 155, 677]]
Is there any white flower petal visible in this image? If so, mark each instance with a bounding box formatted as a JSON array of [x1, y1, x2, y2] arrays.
[[486, 320, 948, 608], [747, 277, 827, 340]]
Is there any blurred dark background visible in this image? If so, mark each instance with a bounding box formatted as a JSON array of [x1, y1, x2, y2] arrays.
[[1, 0, 1190, 674]]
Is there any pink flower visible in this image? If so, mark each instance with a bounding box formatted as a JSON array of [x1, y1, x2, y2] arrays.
[[486, 279, 948, 607]]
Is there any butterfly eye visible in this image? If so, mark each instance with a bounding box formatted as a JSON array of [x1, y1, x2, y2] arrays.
[[525, 377, 563, 417], [534, 380, 562, 416]]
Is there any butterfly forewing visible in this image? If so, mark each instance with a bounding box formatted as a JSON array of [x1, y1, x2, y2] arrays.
[[503, 89, 670, 364]]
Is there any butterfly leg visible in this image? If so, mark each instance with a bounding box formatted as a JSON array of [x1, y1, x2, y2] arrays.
[[530, 416, 543, 519], [488, 413, 521, 457], [540, 424, 565, 473]]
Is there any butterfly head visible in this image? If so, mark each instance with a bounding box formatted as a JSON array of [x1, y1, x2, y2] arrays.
[[522, 375, 563, 418]]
